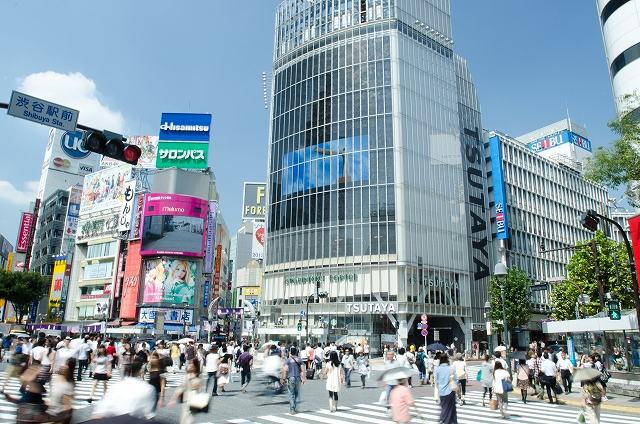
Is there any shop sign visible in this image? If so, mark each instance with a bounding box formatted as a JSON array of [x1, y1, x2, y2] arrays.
[[118, 180, 136, 232], [156, 141, 208, 169], [77, 215, 118, 242], [346, 302, 396, 314], [139, 307, 193, 324], [243, 287, 261, 296], [285, 273, 358, 285], [242, 182, 266, 220]]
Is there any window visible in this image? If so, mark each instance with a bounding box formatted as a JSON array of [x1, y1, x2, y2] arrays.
[[87, 241, 117, 259], [611, 41, 640, 77]]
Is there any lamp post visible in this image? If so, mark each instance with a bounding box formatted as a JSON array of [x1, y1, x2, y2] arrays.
[[494, 262, 511, 374], [484, 300, 492, 354], [305, 289, 328, 345]]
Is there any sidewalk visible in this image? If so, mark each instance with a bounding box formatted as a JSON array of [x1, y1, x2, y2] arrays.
[[536, 389, 640, 414]]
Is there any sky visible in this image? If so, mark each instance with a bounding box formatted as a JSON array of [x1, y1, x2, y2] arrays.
[[0, 0, 617, 245]]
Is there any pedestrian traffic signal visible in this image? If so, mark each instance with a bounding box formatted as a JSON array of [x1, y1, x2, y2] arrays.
[[82, 130, 142, 165], [580, 210, 600, 232], [607, 301, 621, 320], [297, 320, 302, 331]]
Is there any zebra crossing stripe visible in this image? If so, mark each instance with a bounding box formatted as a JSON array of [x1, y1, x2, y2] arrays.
[[254, 415, 308, 424]]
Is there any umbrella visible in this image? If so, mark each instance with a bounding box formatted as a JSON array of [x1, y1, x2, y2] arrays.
[[261, 340, 279, 350], [494, 345, 507, 352], [426, 342, 447, 352], [377, 366, 419, 382], [572, 367, 601, 383], [177, 338, 194, 344]]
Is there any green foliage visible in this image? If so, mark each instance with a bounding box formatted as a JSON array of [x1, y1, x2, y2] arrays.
[[488, 267, 532, 335], [0, 270, 49, 323], [550, 231, 635, 320], [584, 99, 640, 205]]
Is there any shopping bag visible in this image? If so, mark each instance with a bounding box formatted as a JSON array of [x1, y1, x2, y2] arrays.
[[489, 399, 498, 410], [476, 369, 482, 381]]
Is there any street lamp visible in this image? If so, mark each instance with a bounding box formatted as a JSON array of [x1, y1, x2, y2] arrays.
[[575, 294, 591, 319], [305, 288, 328, 345], [494, 262, 511, 374], [484, 300, 492, 353]]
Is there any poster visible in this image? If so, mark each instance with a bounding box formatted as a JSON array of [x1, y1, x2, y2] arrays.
[[143, 258, 197, 305]]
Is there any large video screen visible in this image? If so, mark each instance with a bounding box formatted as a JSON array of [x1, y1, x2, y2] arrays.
[[281, 135, 369, 197], [142, 258, 197, 305], [140, 193, 208, 257]]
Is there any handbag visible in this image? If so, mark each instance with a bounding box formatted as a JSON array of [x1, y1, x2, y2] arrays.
[[489, 399, 498, 410], [476, 369, 482, 381], [553, 383, 563, 395], [502, 379, 513, 393], [600, 369, 611, 383], [188, 392, 210, 413], [449, 374, 459, 392]]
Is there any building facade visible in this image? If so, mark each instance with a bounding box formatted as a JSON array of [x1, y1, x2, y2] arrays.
[[486, 129, 609, 339], [261, 0, 492, 353], [30, 190, 69, 278], [597, 0, 640, 115]]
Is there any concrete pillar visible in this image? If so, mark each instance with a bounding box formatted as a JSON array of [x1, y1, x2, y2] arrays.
[[397, 313, 408, 348]]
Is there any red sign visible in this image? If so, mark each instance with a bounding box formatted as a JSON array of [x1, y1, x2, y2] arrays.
[[627, 214, 640, 291], [16, 212, 34, 253], [213, 245, 222, 298], [120, 240, 142, 319]]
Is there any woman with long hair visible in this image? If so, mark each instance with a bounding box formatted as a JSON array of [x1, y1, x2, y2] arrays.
[[46, 358, 75, 423], [516, 358, 530, 403], [480, 354, 494, 407], [325, 351, 344, 412], [167, 260, 195, 303], [217, 355, 231, 393], [492, 361, 511, 419], [148, 352, 166, 412], [169, 359, 202, 424], [88, 346, 111, 403]]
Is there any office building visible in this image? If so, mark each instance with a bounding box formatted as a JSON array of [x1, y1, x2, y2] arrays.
[[597, 0, 640, 115], [261, 0, 493, 353]]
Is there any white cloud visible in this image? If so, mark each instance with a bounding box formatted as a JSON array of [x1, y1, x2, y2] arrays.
[[19, 71, 125, 133], [0, 180, 39, 206]]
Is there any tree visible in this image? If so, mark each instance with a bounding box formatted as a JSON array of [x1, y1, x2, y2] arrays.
[[0, 270, 49, 324], [585, 96, 640, 205], [550, 231, 634, 320], [488, 267, 532, 343]]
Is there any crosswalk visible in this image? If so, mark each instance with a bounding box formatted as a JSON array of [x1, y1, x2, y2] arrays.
[[0, 368, 184, 423], [212, 390, 640, 424]]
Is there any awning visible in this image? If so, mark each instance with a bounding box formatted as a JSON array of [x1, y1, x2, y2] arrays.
[[543, 313, 638, 334]]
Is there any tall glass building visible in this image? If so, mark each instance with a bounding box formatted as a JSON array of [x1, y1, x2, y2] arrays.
[[261, 0, 492, 354]]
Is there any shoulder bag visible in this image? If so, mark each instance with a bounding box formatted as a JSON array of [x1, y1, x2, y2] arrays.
[[186, 376, 210, 413]]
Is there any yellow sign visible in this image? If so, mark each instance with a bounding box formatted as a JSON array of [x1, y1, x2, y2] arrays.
[[243, 287, 261, 296], [48, 259, 66, 318], [5, 252, 13, 271]]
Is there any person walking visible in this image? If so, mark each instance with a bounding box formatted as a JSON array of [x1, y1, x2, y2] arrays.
[[147, 352, 166, 413], [341, 348, 355, 388], [558, 351, 574, 394], [426, 351, 435, 386], [389, 378, 415, 424], [480, 354, 494, 406], [205, 345, 220, 395], [281, 347, 306, 414], [492, 361, 511, 419], [325, 351, 345, 412], [416, 347, 426, 384], [356, 351, 370, 388], [540, 351, 559, 403], [396, 348, 412, 387], [46, 358, 75, 424], [92, 361, 155, 420], [516, 358, 530, 403], [76, 337, 91, 381], [170, 342, 180, 373], [88, 346, 111, 403], [217, 355, 231, 393], [434, 354, 458, 424], [581, 376, 605, 424], [169, 360, 203, 424], [452, 353, 468, 405], [238, 344, 253, 393]]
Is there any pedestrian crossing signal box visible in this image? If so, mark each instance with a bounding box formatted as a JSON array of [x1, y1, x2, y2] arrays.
[[607, 301, 621, 320]]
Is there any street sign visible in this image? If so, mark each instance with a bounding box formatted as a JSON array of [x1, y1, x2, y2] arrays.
[[300, 310, 305, 316], [421, 329, 428, 336], [530, 283, 549, 292], [421, 314, 428, 321], [7, 91, 79, 132], [417, 323, 422, 329]]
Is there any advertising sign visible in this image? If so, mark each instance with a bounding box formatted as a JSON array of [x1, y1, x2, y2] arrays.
[[141, 193, 208, 257], [130, 194, 145, 240], [213, 245, 222, 297], [101, 135, 158, 169], [80, 165, 132, 214], [156, 141, 208, 169], [243, 287, 261, 296], [527, 130, 592, 154], [158, 113, 212, 142], [77, 214, 118, 242], [139, 307, 194, 325], [489, 136, 509, 240], [61, 185, 82, 254], [142, 258, 198, 305], [628, 214, 640, 291], [118, 181, 136, 232], [204, 201, 218, 273], [281, 135, 369, 197], [7, 91, 79, 132], [242, 182, 266, 220], [0, 236, 12, 260], [16, 212, 34, 253], [252, 222, 265, 260], [203, 278, 210, 308], [48, 257, 66, 316], [120, 241, 142, 319]]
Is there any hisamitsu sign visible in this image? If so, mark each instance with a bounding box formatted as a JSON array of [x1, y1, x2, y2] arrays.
[[7, 91, 79, 132]]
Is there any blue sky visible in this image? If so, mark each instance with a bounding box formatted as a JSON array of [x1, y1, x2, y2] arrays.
[[0, 1, 616, 244]]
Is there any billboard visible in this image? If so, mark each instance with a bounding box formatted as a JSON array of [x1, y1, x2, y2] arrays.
[[158, 113, 212, 143], [77, 214, 118, 243], [0, 236, 12, 260], [120, 240, 142, 319], [489, 135, 510, 240], [80, 165, 132, 214], [61, 185, 82, 254], [138, 307, 194, 325], [242, 182, 266, 220], [281, 135, 369, 197], [48, 257, 66, 317], [628, 214, 640, 291], [118, 180, 136, 232], [156, 141, 208, 169], [141, 193, 208, 257], [252, 222, 265, 260], [142, 258, 197, 305], [101, 135, 158, 169], [213, 244, 222, 297], [16, 212, 34, 253], [527, 130, 592, 153], [204, 201, 218, 273]]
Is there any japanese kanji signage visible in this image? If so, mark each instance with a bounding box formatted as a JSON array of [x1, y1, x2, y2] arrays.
[[138, 307, 194, 325], [155, 141, 208, 169], [48, 256, 66, 319], [118, 180, 136, 232], [7, 91, 79, 132]]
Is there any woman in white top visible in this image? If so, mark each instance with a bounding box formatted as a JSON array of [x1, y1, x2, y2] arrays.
[[89, 346, 111, 403], [452, 353, 468, 404], [47, 359, 75, 422], [325, 351, 345, 412], [492, 361, 511, 419]]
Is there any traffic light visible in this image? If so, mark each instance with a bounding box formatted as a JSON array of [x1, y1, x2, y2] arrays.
[[297, 319, 302, 331], [82, 130, 142, 165], [580, 210, 600, 232], [607, 300, 621, 320]]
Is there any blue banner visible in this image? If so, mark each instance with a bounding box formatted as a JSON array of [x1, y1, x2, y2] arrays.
[[527, 130, 592, 153], [489, 136, 509, 240], [203, 279, 210, 308], [158, 113, 212, 142]]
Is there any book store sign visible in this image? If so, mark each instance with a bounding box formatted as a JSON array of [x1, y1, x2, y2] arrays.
[[285, 273, 358, 285], [346, 302, 397, 314]]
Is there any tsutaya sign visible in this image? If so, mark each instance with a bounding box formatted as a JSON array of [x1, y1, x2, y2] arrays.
[[346, 302, 397, 314]]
